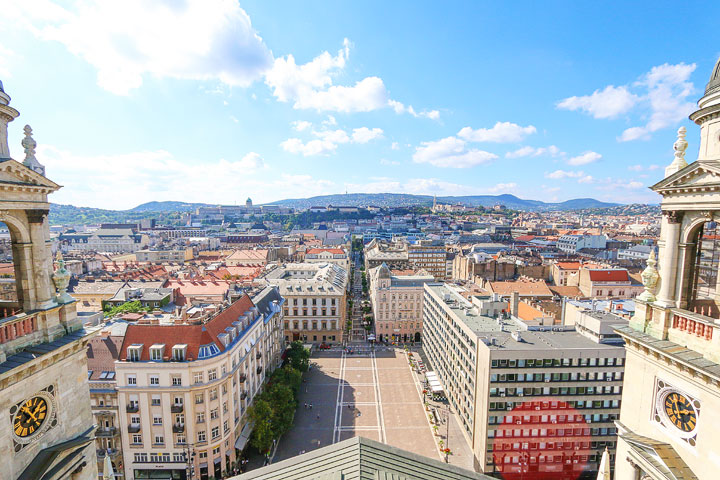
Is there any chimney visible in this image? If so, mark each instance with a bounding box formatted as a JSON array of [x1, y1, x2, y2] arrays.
[[510, 291, 520, 317]]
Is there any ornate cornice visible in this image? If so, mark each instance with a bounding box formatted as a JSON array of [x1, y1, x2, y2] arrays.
[[663, 210, 684, 224]]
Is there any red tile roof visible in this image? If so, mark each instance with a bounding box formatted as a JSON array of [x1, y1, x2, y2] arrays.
[[306, 248, 345, 255], [588, 270, 629, 282], [119, 294, 255, 361]]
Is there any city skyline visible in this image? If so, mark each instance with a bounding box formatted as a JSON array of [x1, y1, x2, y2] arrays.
[[1, 1, 719, 210]]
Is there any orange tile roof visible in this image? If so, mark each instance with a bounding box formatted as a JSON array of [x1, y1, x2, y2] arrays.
[[488, 279, 553, 297], [306, 248, 345, 255], [119, 294, 254, 361]]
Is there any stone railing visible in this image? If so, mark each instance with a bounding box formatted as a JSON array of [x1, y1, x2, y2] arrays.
[[671, 309, 715, 340], [0, 310, 35, 344]]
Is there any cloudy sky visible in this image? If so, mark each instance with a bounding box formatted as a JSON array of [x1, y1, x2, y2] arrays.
[[1, 0, 719, 209]]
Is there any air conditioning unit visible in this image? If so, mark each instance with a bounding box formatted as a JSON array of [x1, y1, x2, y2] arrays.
[[516, 421, 522, 425]]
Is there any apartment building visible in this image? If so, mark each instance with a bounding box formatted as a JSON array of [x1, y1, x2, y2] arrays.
[[115, 288, 284, 480], [135, 248, 193, 263], [577, 268, 642, 298], [422, 283, 625, 478], [408, 240, 448, 280], [304, 247, 350, 274], [557, 234, 607, 254], [264, 263, 347, 344], [368, 263, 434, 343]]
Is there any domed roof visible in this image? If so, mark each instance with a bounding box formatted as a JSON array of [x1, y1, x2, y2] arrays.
[[705, 57, 720, 95]]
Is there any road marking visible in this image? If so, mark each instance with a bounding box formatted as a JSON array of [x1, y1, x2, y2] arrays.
[[332, 351, 346, 444], [371, 350, 387, 443], [406, 351, 445, 461]]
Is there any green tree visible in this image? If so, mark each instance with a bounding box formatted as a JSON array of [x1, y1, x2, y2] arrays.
[[287, 341, 310, 372], [267, 383, 295, 435], [248, 399, 274, 454]]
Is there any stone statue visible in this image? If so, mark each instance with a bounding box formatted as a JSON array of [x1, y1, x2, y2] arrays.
[[52, 251, 73, 304], [637, 249, 659, 302]]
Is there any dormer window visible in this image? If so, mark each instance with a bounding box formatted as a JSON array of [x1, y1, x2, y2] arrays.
[[150, 344, 165, 361], [127, 344, 143, 362], [217, 333, 230, 348], [172, 345, 187, 361], [198, 343, 220, 359]]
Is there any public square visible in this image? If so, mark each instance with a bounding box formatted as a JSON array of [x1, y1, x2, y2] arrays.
[[271, 347, 474, 470]]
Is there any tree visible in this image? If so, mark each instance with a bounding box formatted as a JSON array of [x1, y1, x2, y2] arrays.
[[267, 383, 295, 436], [287, 341, 310, 372], [248, 399, 274, 454]]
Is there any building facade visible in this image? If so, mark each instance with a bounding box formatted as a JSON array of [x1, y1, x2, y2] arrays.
[[423, 283, 625, 478], [115, 288, 284, 480], [557, 234, 607, 254], [264, 263, 347, 344], [368, 263, 433, 343], [0, 81, 99, 480], [614, 60, 720, 480]]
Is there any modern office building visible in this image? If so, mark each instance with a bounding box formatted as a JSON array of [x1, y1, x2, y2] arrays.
[[408, 240, 448, 280], [423, 283, 625, 479], [115, 288, 284, 480], [613, 59, 720, 480]]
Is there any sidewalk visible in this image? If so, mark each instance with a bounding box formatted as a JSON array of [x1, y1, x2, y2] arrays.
[[408, 350, 475, 471]]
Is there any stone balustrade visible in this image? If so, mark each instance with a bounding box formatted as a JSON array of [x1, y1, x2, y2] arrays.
[[0, 311, 36, 344]]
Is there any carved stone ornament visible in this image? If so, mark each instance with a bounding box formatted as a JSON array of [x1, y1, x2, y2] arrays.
[[663, 210, 683, 224], [26, 209, 48, 224], [52, 251, 73, 304], [637, 249, 659, 302]]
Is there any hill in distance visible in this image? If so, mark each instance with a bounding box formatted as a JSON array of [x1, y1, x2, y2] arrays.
[[269, 193, 620, 211]]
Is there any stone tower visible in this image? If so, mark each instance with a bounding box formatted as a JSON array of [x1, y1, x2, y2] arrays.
[[0, 82, 98, 480]]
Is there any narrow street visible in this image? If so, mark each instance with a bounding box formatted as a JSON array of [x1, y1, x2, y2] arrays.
[[348, 250, 372, 344]]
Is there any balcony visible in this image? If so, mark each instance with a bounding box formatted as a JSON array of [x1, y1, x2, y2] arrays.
[[669, 309, 720, 363], [97, 448, 120, 458], [170, 404, 184, 413], [172, 423, 185, 433], [128, 424, 141, 433], [95, 426, 118, 437], [256, 366, 263, 375], [238, 374, 247, 383], [256, 351, 262, 360], [240, 391, 248, 400], [126, 404, 139, 413]]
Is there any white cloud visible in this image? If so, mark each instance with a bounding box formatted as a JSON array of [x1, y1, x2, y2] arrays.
[[391, 142, 400, 150], [379, 158, 400, 166], [557, 62, 697, 142], [545, 170, 584, 179], [578, 175, 595, 184], [11, 0, 273, 95], [619, 63, 697, 141], [567, 151, 602, 166], [292, 120, 312, 132], [557, 85, 639, 119], [35, 145, 307, 209], [457, 122, 537, 143], [412, 136, 498, 168], [628, 164, 660, 172], [505, 145, 563, 159], [282, 126, 382, 156], [627, 181, 644, 189], [0, 45, 18, 78], [280, 138, 338, 156], [266, 39, 436, 116], [484, 182, 517, 193], [351, 127, 383, 143], [346, 178, 514, 196]]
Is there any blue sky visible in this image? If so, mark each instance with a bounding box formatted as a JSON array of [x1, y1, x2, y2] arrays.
[[1, 0, 719, 209]]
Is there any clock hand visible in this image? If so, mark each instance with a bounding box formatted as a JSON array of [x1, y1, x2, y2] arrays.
[[21, 406, 37, 422]]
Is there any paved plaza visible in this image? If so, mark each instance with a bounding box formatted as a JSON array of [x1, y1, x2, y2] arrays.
[[272, 347, 474, 470]]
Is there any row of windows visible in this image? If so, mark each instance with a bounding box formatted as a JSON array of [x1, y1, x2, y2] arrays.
[[490, 386, 621, 398], [290, 298, 337, 306], [284, 308, 337, 317], [284, 320, 337, 331], [488, 440, 616, 453], [134, 452, 185, 463], [489, 427, 618, 439], [491, 357, 624, 369], [490, 371, 623, 383]]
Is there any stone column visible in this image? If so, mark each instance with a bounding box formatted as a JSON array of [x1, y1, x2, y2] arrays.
[[656, 211, 683, 308], [26, 209, 55, 309]]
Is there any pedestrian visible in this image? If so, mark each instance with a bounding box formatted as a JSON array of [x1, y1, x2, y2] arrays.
[[317, 413, 320, 420], [304, 402, 308, 409], [310, 403, 313, 409]]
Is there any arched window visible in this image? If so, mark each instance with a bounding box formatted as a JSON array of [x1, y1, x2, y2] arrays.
[[686, 220, 720, 318]]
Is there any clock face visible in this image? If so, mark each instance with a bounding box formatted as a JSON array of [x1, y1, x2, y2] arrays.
[[661, 390, 697, 433], [13, 396, 49, 438]]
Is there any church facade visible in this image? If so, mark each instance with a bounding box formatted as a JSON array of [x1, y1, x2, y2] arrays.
[[0, 81, 99, 479], [614, 60, 720, 479]]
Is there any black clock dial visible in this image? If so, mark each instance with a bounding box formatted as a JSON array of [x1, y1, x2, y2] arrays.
[[663, 391, 696, 433], [13, 396, 48, 438]]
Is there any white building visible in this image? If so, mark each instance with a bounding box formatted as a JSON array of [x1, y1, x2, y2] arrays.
[[557, 234, 607, 253]]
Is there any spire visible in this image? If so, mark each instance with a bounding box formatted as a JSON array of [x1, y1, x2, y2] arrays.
[[22, 124, 45, 176], [596, 446, 611, 480], [664, 127, 688, 178], [0, 80, 20, 160]]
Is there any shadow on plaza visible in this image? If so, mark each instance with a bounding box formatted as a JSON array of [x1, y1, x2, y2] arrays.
[[271, 351, 359, 463]]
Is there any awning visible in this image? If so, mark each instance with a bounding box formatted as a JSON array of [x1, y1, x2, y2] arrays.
[[234, 421, 254, 450]]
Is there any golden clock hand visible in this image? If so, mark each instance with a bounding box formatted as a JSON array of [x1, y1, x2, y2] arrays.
[[21, 406, 37, 422]]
